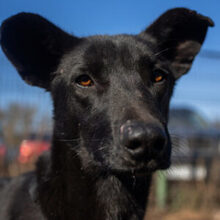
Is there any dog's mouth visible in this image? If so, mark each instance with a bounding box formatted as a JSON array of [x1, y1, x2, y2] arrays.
[[80, 129, 172, 176], [134, 157, 171, 175], [107, 149, 171, 177]]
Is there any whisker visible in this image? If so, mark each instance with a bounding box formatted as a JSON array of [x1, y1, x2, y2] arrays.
[[154, 48, 170, 57]]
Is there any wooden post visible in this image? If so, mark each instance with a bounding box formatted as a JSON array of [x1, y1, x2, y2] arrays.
[[156, 171, 167, 210]]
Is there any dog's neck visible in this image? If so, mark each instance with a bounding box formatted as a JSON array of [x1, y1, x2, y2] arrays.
[[36, 141, 152, 220]]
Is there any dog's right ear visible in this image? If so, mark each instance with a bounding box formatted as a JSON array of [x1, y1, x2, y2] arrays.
[[139, 8, 214, 79], [0, 13, 81, 90]]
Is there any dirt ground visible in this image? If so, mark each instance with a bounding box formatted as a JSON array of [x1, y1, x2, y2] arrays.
[[145, 210, 220, 220]]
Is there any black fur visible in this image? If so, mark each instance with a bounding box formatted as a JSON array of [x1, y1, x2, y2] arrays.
[[0, 8, 213, 220]]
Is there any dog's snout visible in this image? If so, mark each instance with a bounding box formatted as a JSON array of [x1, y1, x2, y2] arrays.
[[120, 121, 167, 157]]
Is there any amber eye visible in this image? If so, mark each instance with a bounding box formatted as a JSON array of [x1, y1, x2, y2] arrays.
[[75, 75, 94, 87], [152, 69, 167, 83]]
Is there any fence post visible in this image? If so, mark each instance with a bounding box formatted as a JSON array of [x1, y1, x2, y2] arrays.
[[156, 171, 167, 210]]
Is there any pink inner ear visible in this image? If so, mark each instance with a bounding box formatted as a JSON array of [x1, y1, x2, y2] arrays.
[[177, 40, 201, 59], [171, 41, 201, 78]]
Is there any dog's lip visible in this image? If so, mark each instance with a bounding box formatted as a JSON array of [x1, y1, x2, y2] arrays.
[[132, 159, 169, 175], [110, 157, 170, 177], [125, 149, 171, 168]]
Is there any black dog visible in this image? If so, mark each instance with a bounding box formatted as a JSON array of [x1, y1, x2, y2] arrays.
[[0, 8, 213, 220]]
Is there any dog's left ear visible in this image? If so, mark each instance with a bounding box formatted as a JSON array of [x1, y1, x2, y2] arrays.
[[140, 8, 214, 79], [0, 13, 81, 90]]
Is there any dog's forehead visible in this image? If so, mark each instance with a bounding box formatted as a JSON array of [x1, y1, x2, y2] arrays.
[[62, 35, 155, 75], [85, 35, 154, 63]]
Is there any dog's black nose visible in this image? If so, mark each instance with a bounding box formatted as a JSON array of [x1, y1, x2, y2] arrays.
[[120, 121, 167, 158]]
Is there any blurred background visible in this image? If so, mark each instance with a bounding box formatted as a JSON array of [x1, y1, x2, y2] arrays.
[[0, 0, 220, 219]]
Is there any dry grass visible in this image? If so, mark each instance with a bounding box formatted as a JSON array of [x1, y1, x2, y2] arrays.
[[145, 210, 219, 220]]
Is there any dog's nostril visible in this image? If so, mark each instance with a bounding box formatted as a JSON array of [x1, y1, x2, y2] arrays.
[[152, 135, 166, 153], [128, 140, 142, 150], [120, 121, 167, 156], [120, 122, 146, 150]]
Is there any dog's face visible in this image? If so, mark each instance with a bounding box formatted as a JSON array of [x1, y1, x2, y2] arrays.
[[52, 35, 175, 174], [0, 8, 213, 175]]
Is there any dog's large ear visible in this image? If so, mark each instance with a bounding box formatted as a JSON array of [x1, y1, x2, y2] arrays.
[[0, 13, 81, 89], [140, 8, 214, 79]]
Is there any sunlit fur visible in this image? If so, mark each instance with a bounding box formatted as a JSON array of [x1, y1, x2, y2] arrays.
[[0, 8, 213, 220]]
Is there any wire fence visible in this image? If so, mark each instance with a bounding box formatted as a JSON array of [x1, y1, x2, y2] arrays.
[[0, 49, 220, 218], [0, 49, 219, 141]]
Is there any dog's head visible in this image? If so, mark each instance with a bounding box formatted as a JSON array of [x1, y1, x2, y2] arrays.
[[0, 8, 213, 175]]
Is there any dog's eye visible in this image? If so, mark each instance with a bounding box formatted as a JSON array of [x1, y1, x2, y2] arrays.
[[75, 75, 94, 87], [152, 69, 167, 83]]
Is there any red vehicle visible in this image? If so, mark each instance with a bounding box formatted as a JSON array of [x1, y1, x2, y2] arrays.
[[0, 143, 6, 171], [0, 144, 6, 158], [18, 139, 50, 164]]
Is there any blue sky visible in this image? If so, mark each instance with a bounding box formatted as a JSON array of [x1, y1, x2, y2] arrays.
[[0, 0, 220, 121]]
